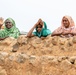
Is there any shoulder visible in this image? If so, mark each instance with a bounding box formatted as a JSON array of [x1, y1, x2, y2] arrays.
[[13, 27, 20, 32], [32, 31, 37, 35]]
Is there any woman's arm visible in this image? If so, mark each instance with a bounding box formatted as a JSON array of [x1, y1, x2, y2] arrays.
[[70, 28, 76, 35], [51, 27, 63, 36], [51, 31, 61, 36], [27, 24, 37, 38]]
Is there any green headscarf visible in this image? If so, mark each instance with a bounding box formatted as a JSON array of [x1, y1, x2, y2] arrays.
[[0, 18, 20, 38], [33, 21, 51, 37]]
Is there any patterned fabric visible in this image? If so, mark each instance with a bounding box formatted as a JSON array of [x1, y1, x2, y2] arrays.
[[0, 18, 20, 38], [52, 15, 76, 37]]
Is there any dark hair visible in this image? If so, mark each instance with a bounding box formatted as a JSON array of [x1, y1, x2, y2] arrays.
[[36, 24, 42, 28]]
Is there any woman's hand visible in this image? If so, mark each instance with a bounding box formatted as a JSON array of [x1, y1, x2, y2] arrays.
[[62, 32, 74, 35], [0, 17, 4, 29]]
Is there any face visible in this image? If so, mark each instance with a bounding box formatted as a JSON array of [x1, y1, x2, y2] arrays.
[[38, 19, 43, 25], [5, 20, 13, 29], [62, 17, 70, 28], [36, 25, 42, 32]]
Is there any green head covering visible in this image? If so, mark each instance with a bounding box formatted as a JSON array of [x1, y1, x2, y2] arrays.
[[33, 21, 51, 37], [4, 18, 16, 32], [0, 18, 20, 38]]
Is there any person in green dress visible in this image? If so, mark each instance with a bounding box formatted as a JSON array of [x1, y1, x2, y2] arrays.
[[0, 18, 20, 40], [27, 19, 51, 38]]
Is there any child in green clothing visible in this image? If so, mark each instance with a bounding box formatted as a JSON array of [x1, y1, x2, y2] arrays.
[[27, 19, 51, 38]]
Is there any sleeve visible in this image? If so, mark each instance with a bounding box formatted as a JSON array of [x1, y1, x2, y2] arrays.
[[52, 27, 63, 34], [42, 29, 51, 37], [71, 27, 76, 34], [32, 32, 37, 36]]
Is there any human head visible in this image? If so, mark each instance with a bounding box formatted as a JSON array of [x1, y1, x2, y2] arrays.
[[5, 18, 16, 29], [0, 17, 4, 29], [36, 24, 43, 32], [61, 15, 75, 28], [36, 18, 43, 32], [38, 18, 43, 26]]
